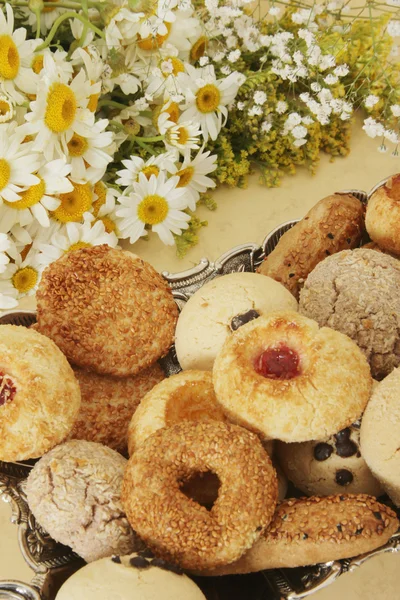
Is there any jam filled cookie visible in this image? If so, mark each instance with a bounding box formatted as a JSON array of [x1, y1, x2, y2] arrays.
[[0, 325, 80, 462], [299, 248, 400, 379], [175, 272, 297, 371], [36, 245, 178, 377]]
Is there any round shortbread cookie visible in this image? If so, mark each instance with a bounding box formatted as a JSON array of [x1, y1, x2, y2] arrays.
[[361, 367, 400, 506], [175, 272, 297, 371]]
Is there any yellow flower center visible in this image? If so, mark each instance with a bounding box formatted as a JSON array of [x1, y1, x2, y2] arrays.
[[98, 216, 116, 233], [88, 92, 99, 112], [176, 166, 194, 187], [0, 158, 10, 191], [67, 133, 89, 157], [162, 57, 185, 77], [12, 267, 38, 294], [177, 127, 189, 145], [196, 84, 221, 114], [140, 165, 160, 180], [152, 102, 180, 130], [68, 241, 92, 252], [0, 35, 20, 80], [0, 99, 11, 116], [44, 83, 77, 133], [137, 194, 168, 225], [31, 54, 44, 75], [190, 36, 208, 62], [137, 22, 171, 51], [4, 177, 46, 209], [92, 181, 107, 216], [52, 182, 92, 223], [43, 0, 59, 12]]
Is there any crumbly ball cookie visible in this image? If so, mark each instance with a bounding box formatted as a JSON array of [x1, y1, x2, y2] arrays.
[[26, 440, 142, 562], [0, 325, 80, 462], [299, 248, 400, 379], [70, 363, 164, 454], [366, 174, 400, 255], [36, 245, 178, 376]]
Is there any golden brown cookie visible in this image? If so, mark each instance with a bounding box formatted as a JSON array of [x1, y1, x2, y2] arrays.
[[258, 194, 365, 299], [365, 175, 400, 255], [198, 495, 398, 574], [70, 363, 165, 454], [0, 325, 81, 461], [127, 370, 226, 455], [122, 421, 278, 570], [213, 311, 372, 442], [36, 246, 178, 377]]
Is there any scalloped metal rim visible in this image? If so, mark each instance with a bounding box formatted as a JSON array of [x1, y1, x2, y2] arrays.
[[0, 183, 399, 599]]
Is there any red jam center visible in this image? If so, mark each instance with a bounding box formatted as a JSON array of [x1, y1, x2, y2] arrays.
[[255, 345, 300, 380], [0, 373, 16, 406]]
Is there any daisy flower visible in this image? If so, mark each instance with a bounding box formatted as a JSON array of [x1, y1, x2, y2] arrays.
[[62, 119, 114, 184], [71, 47, 105, 113], [116, 171, 190, 245], [22, 1, 67, 35], [38, 213, 119, 267], [92, 181, 121, 236], [0, 246, 43, 300], [175, 148, 217, 210], [180, 64, 244, 140], [155, 98, 181, 133], [164, 120, 202, 152], [22, 54, 98, 161], [0, 94, 14, 123], [116, 152, 178, 188], [0, 158, 73, 232], [0, 4, 41, 104], [70, 16, 95, 48], [0, 124, 41, 204], [0, 232, 11, 273], [30, 48, 73, 82], [51, 179, 93, 224]]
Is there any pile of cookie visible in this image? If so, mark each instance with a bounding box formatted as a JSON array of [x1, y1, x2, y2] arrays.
[[1, 177, 400, 599]]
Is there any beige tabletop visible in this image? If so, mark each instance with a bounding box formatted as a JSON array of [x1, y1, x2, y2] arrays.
[[1, 114, 399, 598]]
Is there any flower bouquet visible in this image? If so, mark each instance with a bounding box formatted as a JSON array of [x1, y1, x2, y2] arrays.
[[0, 0, 398, 307]]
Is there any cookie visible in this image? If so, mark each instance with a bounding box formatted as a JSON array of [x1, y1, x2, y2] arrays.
[[25, 440, 142, 562], [213, 311, 372, 442], [55, 552, 206, 600], [299, 248, 400, 379], [36, 245, 178, 376], [276, 420, 383, 497], [175, 272, 297, 371], [361, 367, 400, 506], [127, 370, 227, 455], [258, 193, 365, 299], [198, 495, 398, 574], [365, 175, 400, 255], [0, 325, 80, 462], [70, 363, 165, 454]]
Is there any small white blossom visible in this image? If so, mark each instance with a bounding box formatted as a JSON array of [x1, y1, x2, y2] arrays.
[[226, 35, 238, 48], [363, 117, 385, 138], [298, 29, 315, 47], [334, 64, 350, 77], [378, 144, 387, 153], [276, 101, 288, 114], [365, 94, 380, 108], [213, 51, 226, 62], [384, 129, 399, 143], [199, 56, 209, 66], [228, 49, 241, 63], [293, 138, 307, 147], [248, 105, 263, 116], [291, 125, 308, 139], [302, 116, 314, 125], [269, 6, 281, 16], [259, 35, 273, 47], [221, 65, 232, 75], [236, 101, 245, 110], [254, 91, 267, 105], [387, 0, 400, 4], [324, 74, 338, 85], [391, 104, 400, 117], [319, 54, 336, 71], [261, 121, 272, 133], [311, 82, 322, 92], [387, 20, 400, 37]]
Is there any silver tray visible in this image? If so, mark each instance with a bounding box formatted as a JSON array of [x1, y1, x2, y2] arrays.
[[1, 180, 399, 600]]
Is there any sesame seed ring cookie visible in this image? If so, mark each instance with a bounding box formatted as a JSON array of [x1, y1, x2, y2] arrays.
[[36, 245, 178, 377], [127, 370, 227, 455], [122, 420, 278, 571], [198, 494, 399, 574], [213, 311, 372, 443]]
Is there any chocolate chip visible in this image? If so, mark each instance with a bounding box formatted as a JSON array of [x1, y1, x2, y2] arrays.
[[230, 309, 260, 331], [325, 250, 330, 256], [337, 524, 342, 532], [327, 233, 334, 239], [289, 273, 295, 278], [335, 469, 353, 486], [302, 533, 308, 540], [374, 511, 383, 521], [130, 556, 150, 569], [314, 443, 333, 461], [339, 495, 346, 501], [111, 556, 121, 564], [352, 420, 361, 429], [256, 526, 262, 531], [138, 548, 154, 559], [336, 440, 358, 458], [151, 558, 183, 575], [355, 527, 363, 535], [347, 237, 351, 244], [335, 428, 351, 442]]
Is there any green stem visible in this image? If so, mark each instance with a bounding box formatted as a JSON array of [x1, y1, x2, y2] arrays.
[[34, 8, 41, 38], [98, 99, 128, 110], [133, 138, 159, 153], [131, 135, 164, 142], [5, 0, 86, 7], [36, 11, 105, 52], [108, 119, 125, 131]]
